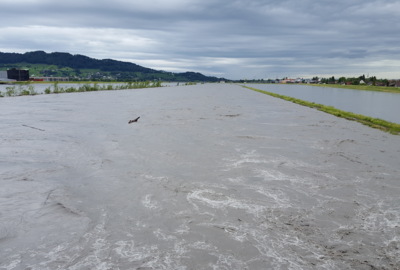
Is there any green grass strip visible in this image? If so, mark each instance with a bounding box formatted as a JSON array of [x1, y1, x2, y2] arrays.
[[243, 86, 400, 135], [310, 84, 400, 94]]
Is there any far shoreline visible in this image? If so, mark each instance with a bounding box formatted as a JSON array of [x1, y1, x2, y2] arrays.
[[309, 83, 400, 94]]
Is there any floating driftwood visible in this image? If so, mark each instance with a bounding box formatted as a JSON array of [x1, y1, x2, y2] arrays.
[[128, 117, 140, 124], [22, 124, 45, 131]]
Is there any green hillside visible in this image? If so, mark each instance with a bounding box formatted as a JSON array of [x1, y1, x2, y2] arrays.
[[0, 51, 223, 82]]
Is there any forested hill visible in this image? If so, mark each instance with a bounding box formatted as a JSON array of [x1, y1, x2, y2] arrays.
[[0, 51, 223, 82]]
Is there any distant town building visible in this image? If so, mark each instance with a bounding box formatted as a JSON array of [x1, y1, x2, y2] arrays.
[[280, 78, 296, 84], [7, 68, 29, 81]]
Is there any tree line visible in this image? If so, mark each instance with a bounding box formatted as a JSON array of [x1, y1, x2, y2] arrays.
[[312, 75, 393, 86]]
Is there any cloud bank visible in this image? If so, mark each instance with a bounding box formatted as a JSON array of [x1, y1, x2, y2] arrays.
[[1, 0, 399, 79]]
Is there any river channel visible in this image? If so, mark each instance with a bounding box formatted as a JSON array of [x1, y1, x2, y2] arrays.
[[243, 84, 400, 124], [1, 84, 399, 269]]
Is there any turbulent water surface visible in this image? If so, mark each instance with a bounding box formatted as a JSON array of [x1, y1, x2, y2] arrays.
[[1, 84, 399, 269]]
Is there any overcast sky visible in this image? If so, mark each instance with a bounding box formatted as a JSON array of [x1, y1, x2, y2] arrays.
[[0, 0, 399, 79]]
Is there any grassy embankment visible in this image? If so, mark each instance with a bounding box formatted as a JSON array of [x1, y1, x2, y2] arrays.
[[244, 86, 400, 135], [310, 84, 400, 94]]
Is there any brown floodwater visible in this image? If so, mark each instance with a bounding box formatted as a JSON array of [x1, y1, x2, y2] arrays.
[[1, 84, 399, 269]]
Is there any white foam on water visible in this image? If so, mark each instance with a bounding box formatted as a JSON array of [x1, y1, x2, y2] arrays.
[[383, 235, 400, 265], [16, 220, 113, 270], [174, 221, 191, 235], [188, 241, 217, 251], [154, 229, 178, 241], [0, 256, 21, 270], [114, 240, 155, 262], [67, 215, 112, 270], [212, 223, 248, 242], [141, 194, 160, 210], [187, 189, 265, 217], [226, 157, 270, 168], [223, 150, 270, 169], [213, 253, 246, 269], [359, 203, 400, 231], [223, 150, 321, 177], [113, 237, 188, 270], [142, 174, 169, 182], [255, 168, 292, 181], [253, 187, 292, 208], [225, 177, 244, 183], [246, 228, 328, 270], [173, 240, 189, 257]]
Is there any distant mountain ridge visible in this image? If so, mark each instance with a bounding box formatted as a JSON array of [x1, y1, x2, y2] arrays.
[[0, 51, 223, 82]]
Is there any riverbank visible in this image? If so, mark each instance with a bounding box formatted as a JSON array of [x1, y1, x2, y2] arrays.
[[1, 84, 399, 269], [311, 83, 400, 94], [244, 86, 400, 135]]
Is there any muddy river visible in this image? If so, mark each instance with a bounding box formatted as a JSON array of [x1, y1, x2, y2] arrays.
[[1, 84, 399, 269]]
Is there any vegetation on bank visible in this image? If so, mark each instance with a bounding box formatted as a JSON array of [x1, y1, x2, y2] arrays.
[[238, 75, 400, 94], [244, 86, 400, 135], [310, 84, 400, 94], [0, 81, 162, 97], [312, 74, 399, 86], [0, 83, 38, 97]]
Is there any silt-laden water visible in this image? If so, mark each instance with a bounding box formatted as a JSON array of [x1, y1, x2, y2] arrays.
[[1, 84, 399, 269]]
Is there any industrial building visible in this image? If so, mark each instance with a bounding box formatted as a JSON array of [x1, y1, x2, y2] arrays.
[[0, 68, 30, 81], [7, 68, 29, 81]]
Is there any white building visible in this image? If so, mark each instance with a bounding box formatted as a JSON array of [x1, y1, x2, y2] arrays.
[[0, 71, 7, 80], [0, 71, 15, 82]]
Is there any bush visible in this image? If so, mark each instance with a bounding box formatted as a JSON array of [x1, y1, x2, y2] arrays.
[[20, 90, 30, 96], [5, 86, 16, 96], [28, 85, 37, 95], [65, 87, 77, 93]]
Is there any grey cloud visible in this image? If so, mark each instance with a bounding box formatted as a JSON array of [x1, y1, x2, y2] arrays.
[[0, 0, 399, 79]]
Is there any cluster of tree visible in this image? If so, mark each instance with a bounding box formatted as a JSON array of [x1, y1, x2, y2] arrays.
[[312, 75, 391, 86], [0, 51, 223, 82]]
